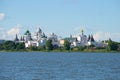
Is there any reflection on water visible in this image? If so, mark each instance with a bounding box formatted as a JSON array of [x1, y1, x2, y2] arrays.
[[0, 52, 120, 80]]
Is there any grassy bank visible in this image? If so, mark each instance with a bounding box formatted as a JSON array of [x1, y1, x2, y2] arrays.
[[0, 48, 120, 53]]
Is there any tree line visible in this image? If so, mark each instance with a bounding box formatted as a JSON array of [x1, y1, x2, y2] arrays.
[[0, 41, 25, 51], [0, 40, 70, 51]]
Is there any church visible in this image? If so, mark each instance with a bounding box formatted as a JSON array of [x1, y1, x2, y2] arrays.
[[14, 27, 60, 48], [14, 27, 47, 48], [71, 30, 106, 48]]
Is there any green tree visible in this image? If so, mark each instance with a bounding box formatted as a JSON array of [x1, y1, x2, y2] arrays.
[[46, 39, 53, 50], [0, 44, 4, 50], [16, 42, 25, 50], [38, 45, 46, 51], [64, 40, 70, 50], [78, 46, 85, 51], [107, 39, 118, 51], [29, 46, 38, 51], [3, 41, 16, 50]]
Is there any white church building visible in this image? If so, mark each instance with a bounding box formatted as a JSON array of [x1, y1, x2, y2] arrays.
[[14, 27, 60, 48], [71, 30, 107, 48], [24, 28, 47, 48]]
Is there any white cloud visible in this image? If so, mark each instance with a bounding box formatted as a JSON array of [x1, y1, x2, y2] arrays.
[[7, 27, 20, 36], [93, 31, 120, 42], [5, 24, 22, 40], [0, 13, 5, 21], [7, 24, 21, 36], [0, 24, 23, 40], [93, 31, 109, 41]]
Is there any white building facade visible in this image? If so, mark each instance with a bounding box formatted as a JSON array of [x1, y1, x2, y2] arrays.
[[14, 27, 60, 48], [71, 30, 107, 48]]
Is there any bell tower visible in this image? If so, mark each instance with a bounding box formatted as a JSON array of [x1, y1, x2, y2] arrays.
[[81, 29, 84, 36]]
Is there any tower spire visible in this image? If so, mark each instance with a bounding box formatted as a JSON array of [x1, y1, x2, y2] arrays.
[[81, 29, 84, 35], [14, 34, 19, 42]]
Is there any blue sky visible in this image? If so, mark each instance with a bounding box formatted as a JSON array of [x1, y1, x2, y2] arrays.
[[0, 0, 120, 41]]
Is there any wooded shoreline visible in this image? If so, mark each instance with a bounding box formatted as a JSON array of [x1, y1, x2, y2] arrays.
[[0, 39, 120, 53]]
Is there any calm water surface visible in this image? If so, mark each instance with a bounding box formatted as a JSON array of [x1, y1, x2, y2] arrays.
[[0, 52, 120, 80]]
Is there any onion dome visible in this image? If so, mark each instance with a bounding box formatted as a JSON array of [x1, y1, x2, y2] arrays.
[[24, 30, 31, 35]]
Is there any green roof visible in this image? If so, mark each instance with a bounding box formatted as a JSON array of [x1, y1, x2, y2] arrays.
[[24, 30, 31, 35]]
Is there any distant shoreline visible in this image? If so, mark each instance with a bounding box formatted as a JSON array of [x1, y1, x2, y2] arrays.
[[0, 49, 119, 53]]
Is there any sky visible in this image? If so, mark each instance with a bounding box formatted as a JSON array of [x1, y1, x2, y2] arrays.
[[0, 0, 120, 41]]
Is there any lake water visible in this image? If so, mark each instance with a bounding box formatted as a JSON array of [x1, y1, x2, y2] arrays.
[[0, 52, 120, 80]]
